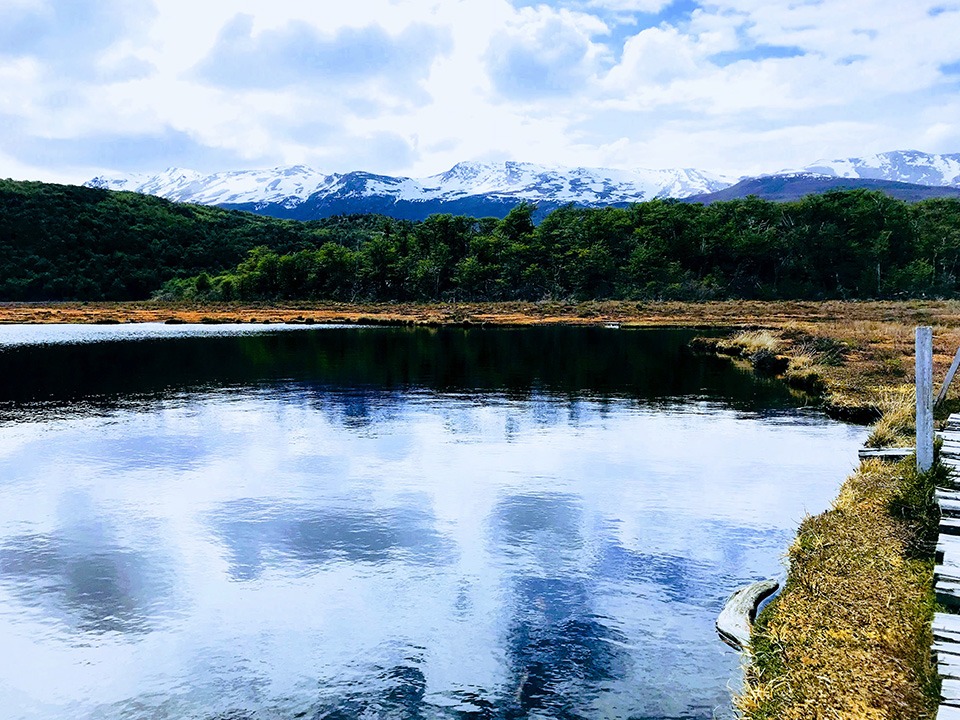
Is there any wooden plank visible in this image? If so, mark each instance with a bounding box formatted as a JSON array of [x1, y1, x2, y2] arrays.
[[936, 566, 960, 583], [939, 554, 960, 573], [944, 678, 960, 706], [933, 617, 960, 634], [941, 517, 960, 536], [936, 345, 960, 405], [940, 500, 960, 517], [935, 640, 960, 657], [940, 657, 960, 680], [934, 627, 960, 644], [939, 703, 960, 720], [940, 538, 960, 563], [858, 447, 913, 460], [936, 613, 960, 633]]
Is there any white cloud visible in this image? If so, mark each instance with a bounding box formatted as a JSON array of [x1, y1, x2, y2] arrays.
[[1, 0, 960, 183], [486, 6, 611, 99], [603, 26, 703, 90]]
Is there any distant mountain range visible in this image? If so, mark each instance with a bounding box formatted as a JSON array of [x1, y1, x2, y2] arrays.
[[685, 173, 960, 204], [86, 150, 960, 221]]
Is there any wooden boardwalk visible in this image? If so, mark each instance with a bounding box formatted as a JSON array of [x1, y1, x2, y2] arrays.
[[934, 415, 960, 717]]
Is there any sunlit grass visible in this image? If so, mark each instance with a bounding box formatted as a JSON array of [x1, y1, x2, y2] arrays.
[[737, 459, 941, 720], [866, 385, 917, 448]]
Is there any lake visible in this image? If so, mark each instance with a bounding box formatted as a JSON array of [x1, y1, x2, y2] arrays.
[[0, 324, 865, 719]]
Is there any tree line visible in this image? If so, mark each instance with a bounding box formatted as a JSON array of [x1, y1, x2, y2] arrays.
[[3, 178, 960, 301]]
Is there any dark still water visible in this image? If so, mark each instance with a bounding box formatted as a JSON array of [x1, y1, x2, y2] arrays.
[[0, 324, 864, 720]]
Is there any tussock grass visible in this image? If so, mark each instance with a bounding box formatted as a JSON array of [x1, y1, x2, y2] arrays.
[[719, 330, 782, 355], [866, 385, 917, 448], [737, 459, 940, 720], [783, 352, 826, 394]]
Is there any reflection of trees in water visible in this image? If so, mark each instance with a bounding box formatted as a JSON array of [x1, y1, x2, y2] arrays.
[[0, 327, 804, 426], [211, 500, 457, 581], [0, 530, 171, 635]]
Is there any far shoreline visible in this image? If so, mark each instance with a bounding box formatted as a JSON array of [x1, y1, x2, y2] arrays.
[[6, 299, 959, 422], [2, 298, 959, 329]]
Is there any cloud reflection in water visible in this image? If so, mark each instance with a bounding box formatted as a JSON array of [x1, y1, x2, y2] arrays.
[[212, 500, 458, 581]]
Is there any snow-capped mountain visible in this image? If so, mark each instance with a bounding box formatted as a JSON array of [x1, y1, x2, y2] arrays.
[[87, 161, 735, 221], [796, 150, 960, 188], [89, 165, 335, 210], [85, 151, 960, 221]]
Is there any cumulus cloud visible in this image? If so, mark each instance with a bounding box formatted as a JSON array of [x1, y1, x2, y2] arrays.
[[2, 0, 960, 183], [485, 7, 611, 99], [0, 0, 155, 77], [193, 14, 450, 91], [603, 25, 703, 89]]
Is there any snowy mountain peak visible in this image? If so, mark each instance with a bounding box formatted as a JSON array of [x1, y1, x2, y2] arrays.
[[84, 160, 737, 213], [82, 150, 960, 222], [797, 150, 960, 187]]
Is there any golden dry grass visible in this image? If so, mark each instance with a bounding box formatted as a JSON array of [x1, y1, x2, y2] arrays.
[[866, 386, 918, 448], [738, 459, 940, 720], [719, 330, 782, 355]]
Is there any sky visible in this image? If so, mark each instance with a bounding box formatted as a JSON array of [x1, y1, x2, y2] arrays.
[[1, 0, 960, 184]]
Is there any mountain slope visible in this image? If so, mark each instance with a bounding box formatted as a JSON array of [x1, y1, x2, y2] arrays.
[[87, 162, 735, 221], [684, 173, 960, 203], [85, 150, 960, 221], [799, 150, 960, 187]]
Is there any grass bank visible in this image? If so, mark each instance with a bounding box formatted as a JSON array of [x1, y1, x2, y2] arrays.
[[737, 457, 943, 719], [695, 327, 951, 717]]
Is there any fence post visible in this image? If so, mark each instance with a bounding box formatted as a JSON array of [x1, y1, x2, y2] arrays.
[[917, 326, 934, 473], [937, 345, 960, 406]]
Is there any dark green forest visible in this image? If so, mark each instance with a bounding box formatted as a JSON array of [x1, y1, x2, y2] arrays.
[[3, 178, 960, 301]]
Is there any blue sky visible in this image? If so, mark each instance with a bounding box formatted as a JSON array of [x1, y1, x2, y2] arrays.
[[1, 0, 960, 183]]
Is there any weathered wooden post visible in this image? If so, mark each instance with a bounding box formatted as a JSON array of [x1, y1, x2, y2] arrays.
[[917, 326, 934, 473], [938, 345, 960, 406]]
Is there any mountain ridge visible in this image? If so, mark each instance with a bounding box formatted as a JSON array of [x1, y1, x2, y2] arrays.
[[86, 150, 960, 221]]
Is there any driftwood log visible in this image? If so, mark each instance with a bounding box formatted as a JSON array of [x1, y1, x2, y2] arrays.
[[716, 579, 779, 651]]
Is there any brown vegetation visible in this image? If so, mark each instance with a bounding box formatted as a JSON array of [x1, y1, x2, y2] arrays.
[[737, 459, 942, 720]]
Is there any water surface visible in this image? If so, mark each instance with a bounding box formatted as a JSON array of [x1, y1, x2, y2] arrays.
[[0, 324, 865, 719]]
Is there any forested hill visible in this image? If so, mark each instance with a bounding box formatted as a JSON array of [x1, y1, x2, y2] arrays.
[[0, 179, 372, 300], [4, 178, 960, 302]]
